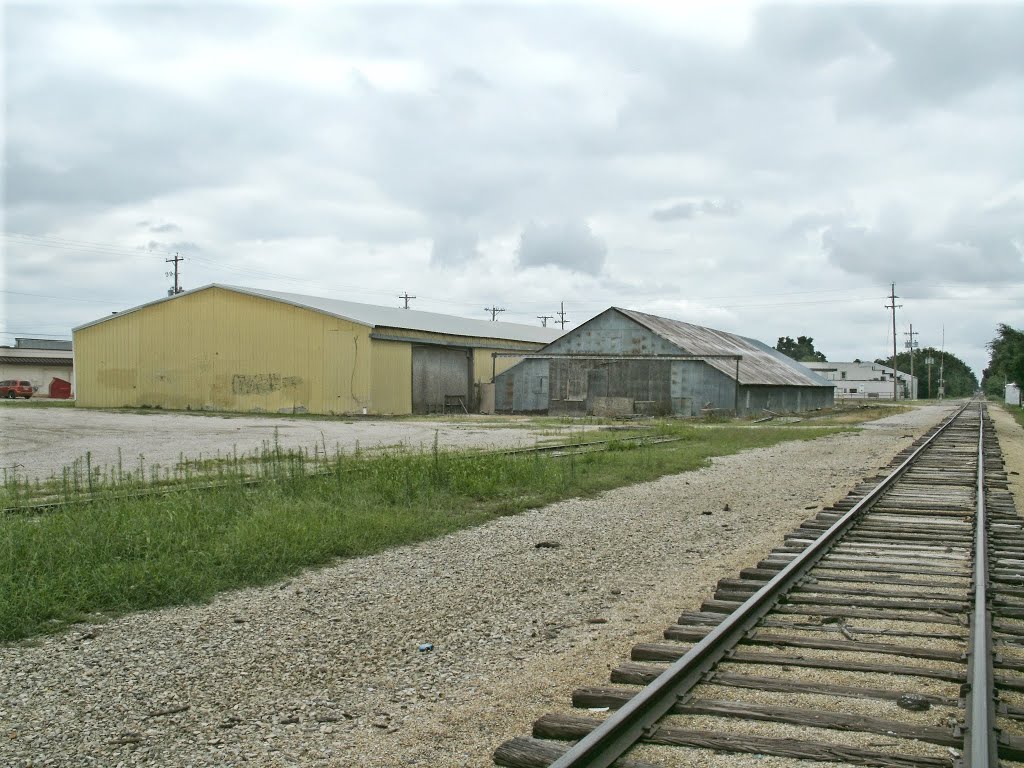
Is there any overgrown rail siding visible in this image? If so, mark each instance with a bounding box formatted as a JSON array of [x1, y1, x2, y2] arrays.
[[1, 432, 685, 515], [495, 402, 1022, 768]]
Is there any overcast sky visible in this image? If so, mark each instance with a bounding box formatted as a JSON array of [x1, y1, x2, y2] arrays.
[[4, 1, 1023, 379]]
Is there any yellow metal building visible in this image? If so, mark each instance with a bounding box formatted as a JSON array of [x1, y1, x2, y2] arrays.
[[73, 285, 562, 415]]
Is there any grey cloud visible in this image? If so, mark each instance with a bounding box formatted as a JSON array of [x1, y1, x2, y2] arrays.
[[142, 240, 201, 255], [779, 211, 847, 241], [652, 202, 697, 221], [749, 5, 1024, 118], [821, 202, 1024, 286], [516, 220, 607, 276], [430, 222, 481, 267], [652, 199, 739, 222], [149, 223, 182, 234]]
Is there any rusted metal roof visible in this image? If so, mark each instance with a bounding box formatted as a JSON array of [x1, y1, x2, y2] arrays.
[[617, 308, 832, 387]]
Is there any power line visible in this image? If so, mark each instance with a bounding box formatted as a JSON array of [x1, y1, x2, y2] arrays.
[[0, 289, 119, 304], [484, 306, 506, 321], [537, 315, 553, 327], [398, 291, 416, 309]]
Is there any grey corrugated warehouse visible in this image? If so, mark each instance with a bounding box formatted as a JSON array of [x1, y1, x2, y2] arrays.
[[494, 308, 834, 416]]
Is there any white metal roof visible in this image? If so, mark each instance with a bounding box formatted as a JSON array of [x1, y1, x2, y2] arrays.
[[74, 284, 564, 344]]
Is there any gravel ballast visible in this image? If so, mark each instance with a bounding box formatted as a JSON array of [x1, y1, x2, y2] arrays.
[[4, 401, 1004, 768]]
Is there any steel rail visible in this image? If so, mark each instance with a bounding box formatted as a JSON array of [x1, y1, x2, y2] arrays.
[[964, 403, 998, 767], [548, 400, 975, 768]]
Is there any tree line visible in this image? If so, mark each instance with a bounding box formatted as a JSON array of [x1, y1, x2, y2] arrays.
[[982, 324, 1024, 398], [876, 348, 977, 399]]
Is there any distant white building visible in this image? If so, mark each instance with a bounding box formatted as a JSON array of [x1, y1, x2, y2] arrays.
[[0, 338, 74, 398], [1007, 383, 1022, 407], [805, 361, 918, 400]]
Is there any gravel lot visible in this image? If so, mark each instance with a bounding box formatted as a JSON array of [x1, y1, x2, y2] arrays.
[[0, 406, 581, 482], [4, 401, 1019, 768]]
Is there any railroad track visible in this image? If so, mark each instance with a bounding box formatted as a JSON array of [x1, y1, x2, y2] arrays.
[[1, 431, 680, 515], [495, 401, 1023, 768]]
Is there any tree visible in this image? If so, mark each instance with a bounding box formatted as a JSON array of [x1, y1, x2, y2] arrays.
[[982, 324, 1024, 397], [876, 348, 978, 399], [775, 335, 827, 362]]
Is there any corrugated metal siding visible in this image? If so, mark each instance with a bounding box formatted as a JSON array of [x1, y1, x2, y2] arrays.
[[542, 309, 682, 357], [471, 349, 522, 386], [371, 340, 412, 414], [740, 385, 834, 415], [671, 360, 738, 416], [374, 326, 546, 351], [412, 346, 471, 414], [618, 308, 832, 387], [498, 359, 550, 412], [74, 287, 373, 414]]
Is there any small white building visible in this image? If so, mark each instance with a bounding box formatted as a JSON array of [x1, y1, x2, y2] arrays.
[[805, 361, 918, 400], [1007, 383, 1022, 406], [0, 338, 74, 397]]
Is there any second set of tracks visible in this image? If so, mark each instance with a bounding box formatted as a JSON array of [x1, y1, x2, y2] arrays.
[[495, 402, 1024, 768]]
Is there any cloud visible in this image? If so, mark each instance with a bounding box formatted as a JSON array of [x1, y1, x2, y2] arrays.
[[144, 240, 201, 253], [652, 199, 739, 222], [515, 219, 607, 275], [778, 211, 846, 241], [148, 222, 182, 234], [821, 201, 1024, 285], [430, 222, 481, 267]]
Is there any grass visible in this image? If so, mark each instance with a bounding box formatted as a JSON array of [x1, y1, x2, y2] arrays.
[[1007, 404, 1024, 430], [0, 398, 75, 408], [0, 421, 851, 642], [788, 404, 911, 426]]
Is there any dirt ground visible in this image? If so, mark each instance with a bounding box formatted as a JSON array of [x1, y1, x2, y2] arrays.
[[0, 406, 580, 481]]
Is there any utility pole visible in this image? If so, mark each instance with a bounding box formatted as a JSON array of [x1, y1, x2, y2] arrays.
[[938, 325, 946, 399], [885, 283, 902, 401], [904, 324, 919, 399], [165, 252, 184, 296], [398, 292, 416, 309], [484, 306, 505, 321], [925, 355, 934, 399], [556, 301, 569, 330], [537, 315, 553, 327]]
